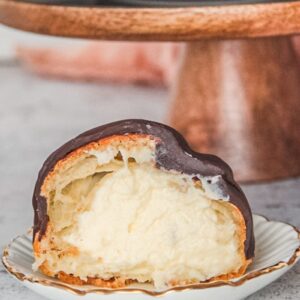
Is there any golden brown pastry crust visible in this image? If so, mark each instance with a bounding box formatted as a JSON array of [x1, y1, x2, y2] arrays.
[[38, 259, 252, 288], [40, 134, 155, 198]]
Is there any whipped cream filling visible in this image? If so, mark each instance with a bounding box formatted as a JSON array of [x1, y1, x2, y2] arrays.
[[59, 164, 242, 288], [36, 145, 243, 289]]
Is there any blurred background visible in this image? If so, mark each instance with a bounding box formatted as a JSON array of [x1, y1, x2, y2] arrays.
[[1, 24, 300, 299]]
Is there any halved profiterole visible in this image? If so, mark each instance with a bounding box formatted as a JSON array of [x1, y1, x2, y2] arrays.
[[32, 119, 254, 289]]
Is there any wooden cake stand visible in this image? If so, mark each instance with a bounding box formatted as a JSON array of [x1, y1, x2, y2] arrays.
[[1, 0, 300, 182]]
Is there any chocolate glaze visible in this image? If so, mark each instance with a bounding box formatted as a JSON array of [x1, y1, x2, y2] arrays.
[[33, 119, 254, 259]]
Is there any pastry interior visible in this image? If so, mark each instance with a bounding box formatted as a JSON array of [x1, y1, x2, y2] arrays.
[[34, 136, 248, 289]]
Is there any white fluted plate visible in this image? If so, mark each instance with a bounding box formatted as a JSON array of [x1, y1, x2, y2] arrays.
[[2, 215, 300, 300]]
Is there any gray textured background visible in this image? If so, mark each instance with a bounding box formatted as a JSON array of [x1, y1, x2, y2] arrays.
[[0, 64, 299, 299]]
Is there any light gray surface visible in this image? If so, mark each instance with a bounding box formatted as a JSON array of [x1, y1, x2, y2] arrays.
[[0, 64, 299, 300]]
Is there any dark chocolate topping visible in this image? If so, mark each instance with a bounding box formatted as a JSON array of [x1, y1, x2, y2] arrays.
[[33, 119, 254, 259]]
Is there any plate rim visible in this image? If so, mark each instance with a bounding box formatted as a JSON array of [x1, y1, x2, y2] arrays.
[[2, 214, 300, 297]]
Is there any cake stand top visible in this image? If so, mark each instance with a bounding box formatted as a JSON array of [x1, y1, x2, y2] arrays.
[[0, 0, 300, 40]]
